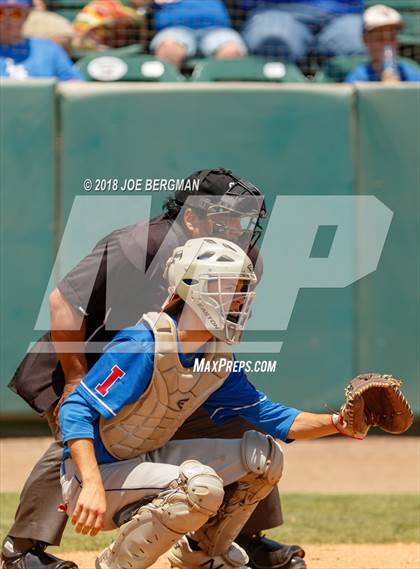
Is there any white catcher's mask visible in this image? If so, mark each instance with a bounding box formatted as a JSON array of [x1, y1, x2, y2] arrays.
[[164, 238, 257, 344]]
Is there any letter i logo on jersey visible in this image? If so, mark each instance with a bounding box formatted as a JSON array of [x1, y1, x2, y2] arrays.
[[95, 365, 125, 397]]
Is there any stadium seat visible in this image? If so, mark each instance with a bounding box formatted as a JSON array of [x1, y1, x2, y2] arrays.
[[48, 0, 86, 22], [364, 0, 418, 8], [75, 53, 185, 82], [399, 12, 420, 45], [191, 57, 306, 83], [72, 44, 143, 61], [320, 54, 420, 82]]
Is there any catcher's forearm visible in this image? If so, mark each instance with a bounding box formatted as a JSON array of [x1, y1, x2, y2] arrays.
[[68, 438, 102, 485], [67, 438, 107, 535], [288, 412, 338, 440], [50, 288, 88, 385]]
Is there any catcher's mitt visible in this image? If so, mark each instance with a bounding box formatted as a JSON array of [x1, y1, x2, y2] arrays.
[[337, 373, 413, 438]]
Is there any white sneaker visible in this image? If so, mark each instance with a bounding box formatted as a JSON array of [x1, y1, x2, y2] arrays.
[[168, 536, 250, 569]]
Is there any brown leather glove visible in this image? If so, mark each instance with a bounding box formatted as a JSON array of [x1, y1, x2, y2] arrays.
[[338, 373, 413, 438]]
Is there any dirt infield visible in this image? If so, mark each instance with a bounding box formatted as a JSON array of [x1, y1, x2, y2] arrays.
[[62, 545, 420, 569], [1, 436, 419, 493], [1, 436, 419, 568]]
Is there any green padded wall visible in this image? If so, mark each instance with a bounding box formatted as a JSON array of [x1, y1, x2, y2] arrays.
[[0, 80, 55, 415], [58, 84, 354, 219], [58, 84, 355, 410], [2, 83, 418, 418], [354, 85, 420, 411]]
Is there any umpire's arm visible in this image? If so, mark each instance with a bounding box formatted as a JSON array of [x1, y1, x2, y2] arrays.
[[50, 288, 88, 408]]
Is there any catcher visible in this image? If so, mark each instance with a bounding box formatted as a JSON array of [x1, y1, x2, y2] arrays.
[[58, 237, 413, 569]]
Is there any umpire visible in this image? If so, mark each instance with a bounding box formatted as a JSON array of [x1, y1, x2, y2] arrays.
[[2, 168, 306, 569]]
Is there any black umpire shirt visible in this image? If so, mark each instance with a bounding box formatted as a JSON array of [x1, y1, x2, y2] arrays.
[[9, 214, 261, 416]]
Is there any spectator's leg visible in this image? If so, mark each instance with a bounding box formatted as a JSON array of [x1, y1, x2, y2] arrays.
[[199, 28, 247, 59], [216, 43, 243, 59], [317, 14, 366, 58], [150, 27, 197, 67], [242, 8, 313, 62]]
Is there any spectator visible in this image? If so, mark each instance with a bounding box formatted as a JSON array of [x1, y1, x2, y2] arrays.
[[345, 4, 420, 82], [0, 0, 82, 79], [240, 0, 366, 62], [72, 0, 145, 51], [23, 0, 74, 53], [142, 0, 247, 68]]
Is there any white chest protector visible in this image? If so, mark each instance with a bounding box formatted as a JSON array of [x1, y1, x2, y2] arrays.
[[99, 312, 232, 460]]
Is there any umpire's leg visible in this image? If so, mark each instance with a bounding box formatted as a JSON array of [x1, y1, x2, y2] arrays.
[[171, 407, 283, 532], [8, 439, 67, 545], [2, 407, 78, 569]]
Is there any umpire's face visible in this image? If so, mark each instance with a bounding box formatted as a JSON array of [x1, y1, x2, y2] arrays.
[[183, 208, 245, 243]]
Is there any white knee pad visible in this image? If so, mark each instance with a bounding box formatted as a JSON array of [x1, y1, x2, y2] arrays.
[[192, 433, 283, 557], [241, 430, 284, 486], [98, 460, 224, 569], [157, 459, 224, 534], [179, 459, 225, 519]]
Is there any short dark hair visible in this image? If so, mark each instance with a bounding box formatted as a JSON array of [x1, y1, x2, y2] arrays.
[[162, 197, 181, 220], [162, 197, 206, 221]]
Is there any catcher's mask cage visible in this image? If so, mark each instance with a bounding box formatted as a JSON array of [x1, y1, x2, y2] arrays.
[[164, 237, 257, 344], [181, 169, 267, 249]]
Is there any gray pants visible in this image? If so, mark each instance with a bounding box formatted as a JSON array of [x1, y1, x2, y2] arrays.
[[9, 408, 283, 545], [61, 437, 278, 531]]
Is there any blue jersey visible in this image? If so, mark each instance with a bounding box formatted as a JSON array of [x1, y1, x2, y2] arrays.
[[153, 0, 232, 31], [0, 38, 82, 81], [59, 318, 301, 464], [240, 0, 363, 15], [345, 61, 420, 83]]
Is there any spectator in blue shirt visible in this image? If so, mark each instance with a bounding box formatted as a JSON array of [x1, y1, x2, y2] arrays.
[[240, 0, 366, 62], [345, 4, 420, 83], [138, 0, 247, 68], [0, 0, 82, 80]]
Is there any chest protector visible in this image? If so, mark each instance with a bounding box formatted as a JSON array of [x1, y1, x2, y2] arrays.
[[99, 312, 232, 460]]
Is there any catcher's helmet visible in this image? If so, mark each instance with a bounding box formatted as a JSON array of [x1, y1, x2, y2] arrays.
[[164, 237, 257, 344]]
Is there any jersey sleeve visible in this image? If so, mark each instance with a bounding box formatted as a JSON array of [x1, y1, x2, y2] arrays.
[[75, 329, 155, 419], [203, 369, 301, 442], [59, 389, 98, 444], [57, 227, 149, 321], [57, 235, 109, 317]]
